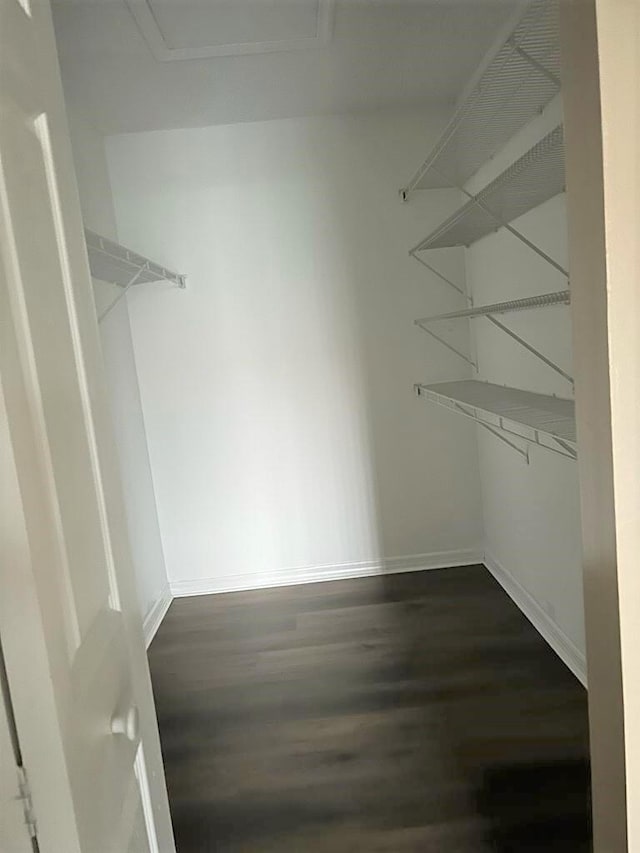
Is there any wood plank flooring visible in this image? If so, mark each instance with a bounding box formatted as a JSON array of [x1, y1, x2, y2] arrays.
[[148, 565, 591, 851]]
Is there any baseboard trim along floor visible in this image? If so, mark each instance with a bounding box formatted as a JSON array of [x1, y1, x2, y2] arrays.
[[168, 548, 483, 598], [143, 584, 173, 648], [148, 550, 587, 687], [483, 551, 587, 688]]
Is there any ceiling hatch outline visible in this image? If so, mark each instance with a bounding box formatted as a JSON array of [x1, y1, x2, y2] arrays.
[[125, 0, 335, 61]]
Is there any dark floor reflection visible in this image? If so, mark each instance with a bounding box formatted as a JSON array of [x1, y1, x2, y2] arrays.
[[477, 758, 591, 852]]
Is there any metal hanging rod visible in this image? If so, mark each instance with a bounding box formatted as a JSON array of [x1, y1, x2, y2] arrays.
[[415, 290, 569, 324], [400, 0, 560, 198], [414, 289, 573, 384], [414, 380, 577, 462]]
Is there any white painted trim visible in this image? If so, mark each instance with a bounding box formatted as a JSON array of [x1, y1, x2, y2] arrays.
[[483, 551, 587, 688], [125, 0, 334, 62], [142, 585, 172, 648], [134, 746, 160, 853], [169, 548, 483, 598], [150, 552, 588, 690]]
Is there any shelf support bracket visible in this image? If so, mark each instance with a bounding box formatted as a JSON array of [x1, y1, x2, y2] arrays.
[[454, 401, 529, 462], [429, 165, 569, 279], [485, 314, 574, 386], [494, 217, 568, 278], [511, 42, 562, 89], [99, 262, 149, 323], [415, 385, 528, 463], [551, 436, 578, 461], [415, 322, 477, 368], [409, 251, 472, 302], [471, 415, 530, 463]]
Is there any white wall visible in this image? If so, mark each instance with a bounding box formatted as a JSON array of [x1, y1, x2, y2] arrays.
[[106, 112, 484, 593], [68, 110, 118, 238], [67, 109, 170, 624], [465, 97, 586, 670], [87, 101, 583, 677]]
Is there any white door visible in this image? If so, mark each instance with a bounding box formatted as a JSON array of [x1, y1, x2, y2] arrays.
[[0, 1, 175, 851]]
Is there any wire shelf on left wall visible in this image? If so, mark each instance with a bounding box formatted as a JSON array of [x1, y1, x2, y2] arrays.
[[85, 229, 186, 289]]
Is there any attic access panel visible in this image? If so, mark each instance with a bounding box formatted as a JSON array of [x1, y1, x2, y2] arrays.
[[125, 0, 334, 61]]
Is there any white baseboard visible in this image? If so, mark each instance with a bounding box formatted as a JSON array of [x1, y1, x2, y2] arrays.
[[142, 584, 173, 648], [169, 548, 483, 598], [151, 552, 587, 688], [483, 551, 587, 688]]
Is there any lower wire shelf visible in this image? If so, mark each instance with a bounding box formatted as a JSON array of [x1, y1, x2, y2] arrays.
[[415, 379, 576, 461]]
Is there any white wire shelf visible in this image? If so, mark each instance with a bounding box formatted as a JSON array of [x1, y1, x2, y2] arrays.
[[415, 290, 569, 325], [411, 125, 564, 254], [415, 379, 576, 461], [85, 229, 186, 289], [401, 0, 560, 197], [414, 290, 572, 383]]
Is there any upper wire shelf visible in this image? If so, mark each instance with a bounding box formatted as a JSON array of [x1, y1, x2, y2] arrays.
[[401, 0, 560, 198], [85, 229, 186, 289], [410, 125, 565, 255]]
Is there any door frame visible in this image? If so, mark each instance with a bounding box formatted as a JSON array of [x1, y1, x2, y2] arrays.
[[561, 1, 640, 849], [1, 0, 638, 850]]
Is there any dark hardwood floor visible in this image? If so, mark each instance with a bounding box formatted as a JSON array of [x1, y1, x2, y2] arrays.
[[148, 565, 591, 852]]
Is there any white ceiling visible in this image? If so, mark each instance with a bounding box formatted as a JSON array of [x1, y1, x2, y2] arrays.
[[52, 0, 517, 135]]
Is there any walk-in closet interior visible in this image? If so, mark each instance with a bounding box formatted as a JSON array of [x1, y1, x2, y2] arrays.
[[51, 0, 589, 846]]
